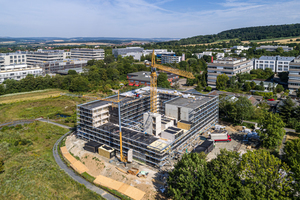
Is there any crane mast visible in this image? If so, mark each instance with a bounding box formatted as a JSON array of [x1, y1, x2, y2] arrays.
[[149, 50, 195, 113]]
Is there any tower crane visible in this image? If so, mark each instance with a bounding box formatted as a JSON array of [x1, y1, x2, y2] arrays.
[[149, 50, 195, 113]]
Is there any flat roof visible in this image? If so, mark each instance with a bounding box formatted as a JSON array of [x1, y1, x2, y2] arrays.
[[80, 100, 111, 110], [166, 96, 212, 109]]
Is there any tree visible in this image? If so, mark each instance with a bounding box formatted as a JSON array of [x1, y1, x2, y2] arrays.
[[278, 97, 296, 123], [0, 157, 3, 173], [296, 123, 300, 133], [157, 72, 170, 88], [0, 84, 5, 95], [240, 150, 294, 199], [216, 74, 229, 90], [296, 89, 300, 97], [284, 139, 300, 192], [104, 54, 114, 64], [68, 70, 77, 76], [275, 84, 284, 93], [69, 76, 89, 92], [205, 86, 212, 92], [250, 81, 256, 89], [259, 81, 264, 90], [206, 149, 248, 199], [234, 96, 254, 124], [257, 112, 285, 149], [167, 153, 208, 200], [244, 82, 251, 92], [278, 72, 289, 83]]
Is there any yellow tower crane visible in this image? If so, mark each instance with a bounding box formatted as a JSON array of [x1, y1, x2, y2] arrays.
[[149, 50, 195, 113]]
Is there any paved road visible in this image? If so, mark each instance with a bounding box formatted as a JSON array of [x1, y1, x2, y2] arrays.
[[52, 132, 119, 200], [37, 118, 72, 129]]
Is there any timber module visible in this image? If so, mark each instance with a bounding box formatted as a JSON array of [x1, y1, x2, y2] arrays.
[[77, 87, 218, 167]]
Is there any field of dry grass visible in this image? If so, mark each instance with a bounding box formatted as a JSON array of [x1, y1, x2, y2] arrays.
[[0, 89, 62, 104]]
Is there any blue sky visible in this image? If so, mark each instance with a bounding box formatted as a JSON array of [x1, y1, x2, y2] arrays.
[[0, 0, 300, 38]]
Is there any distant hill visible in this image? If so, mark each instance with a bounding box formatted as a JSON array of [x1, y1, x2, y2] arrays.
[[159, 24, 300, 45]]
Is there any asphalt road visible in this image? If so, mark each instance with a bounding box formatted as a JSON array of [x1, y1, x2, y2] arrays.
[[52, 131, 119, 200]]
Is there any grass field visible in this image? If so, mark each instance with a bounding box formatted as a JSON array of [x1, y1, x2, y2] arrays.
[[0, 89, 63, 104], [0, 95, 87, 125], [0, 122, 103, 200]]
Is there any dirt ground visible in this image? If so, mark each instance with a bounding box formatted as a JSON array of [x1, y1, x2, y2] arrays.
[[66, 135, 167, 200]]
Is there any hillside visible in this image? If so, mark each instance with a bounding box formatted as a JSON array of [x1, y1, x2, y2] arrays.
[[159, 24, 300, 45]]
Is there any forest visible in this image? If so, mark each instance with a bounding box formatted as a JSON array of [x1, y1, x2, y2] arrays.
[[159, 23, 300, 45]]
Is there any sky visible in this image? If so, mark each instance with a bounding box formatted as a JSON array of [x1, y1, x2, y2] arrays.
[[0, 0, 300, 38]]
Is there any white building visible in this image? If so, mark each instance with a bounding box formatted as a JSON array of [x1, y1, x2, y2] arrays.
[[207, 57, 253, 88], [231, 46, 251, 51], [71, 48, 104, 60], [256, 45, 293, 52], [0, 51, 27, 66], [195, 52, 225, 59], [26, 49, 71, 66], [161, 55, 182, 64], [142, 49, 169, 56], [245, 80, 277, 91], [288, 56, 300, 91], [0, 57, 4, 68], [254, 56, 295, 73], [0, 64, 42, 83]]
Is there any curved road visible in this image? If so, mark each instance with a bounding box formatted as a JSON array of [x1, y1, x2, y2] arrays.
[[52, 131, 119, 200]]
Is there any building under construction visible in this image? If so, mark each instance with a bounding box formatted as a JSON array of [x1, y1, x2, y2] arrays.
[[77, 87, 218, 168]]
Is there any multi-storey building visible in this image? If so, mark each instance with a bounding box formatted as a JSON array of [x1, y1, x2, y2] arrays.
[[0, 57, 4, 68], [288, 56, 300, 91], [195, 52, 225, 59], [76, 87, 218, 167], [256, 45, 293, 52], [26, 49, 71, 66], [207, 57, 253, 88], [0, 64, 42, 83], [254, 56, 295, 73], [0, 51, 27, 66], [231, 46, 251, 51], [112, 47, 144, 58], [34, 59, 88, 75], [71, 48, 104, 60], [127, 71, 179, 86], [161, 55, 182, 64]]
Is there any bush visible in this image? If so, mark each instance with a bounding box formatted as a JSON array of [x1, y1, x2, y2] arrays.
[[205, 86, 212, 92], [0, 157, 3, 173], [253, 91, 273, 97]]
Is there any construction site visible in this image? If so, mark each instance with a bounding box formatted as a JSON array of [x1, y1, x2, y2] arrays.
[[76, 86, 219, 168]]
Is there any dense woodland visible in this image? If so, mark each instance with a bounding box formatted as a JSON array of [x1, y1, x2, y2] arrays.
[[159, 23, 300, 45]]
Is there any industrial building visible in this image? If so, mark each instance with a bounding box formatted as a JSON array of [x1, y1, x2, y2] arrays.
[[288, 55, 300, 91], [112, 47, 144, 58], [71, 48, 104, 60], [76, 87, 218, 167], [207, 57, 253, 88]]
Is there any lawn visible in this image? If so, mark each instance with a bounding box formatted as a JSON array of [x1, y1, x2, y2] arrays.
[[0, 122, 103, 200], [0, 95, 87, 125]]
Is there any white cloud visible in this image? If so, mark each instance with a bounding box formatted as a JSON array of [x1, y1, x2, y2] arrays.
[[0, 0, 299, 38]]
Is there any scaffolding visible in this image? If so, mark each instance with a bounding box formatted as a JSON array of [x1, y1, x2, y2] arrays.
[[76, 88, 219, 168]]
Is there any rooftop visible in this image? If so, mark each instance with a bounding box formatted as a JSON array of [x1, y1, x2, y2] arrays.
[[166, 95, 212, 109]]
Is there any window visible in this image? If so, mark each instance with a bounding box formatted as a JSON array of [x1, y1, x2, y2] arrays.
[[284, 62, 288, 64], [10, 56, 13, 59], [270, 61, 274, 63], [265, 61, 269, 63], [22, 55, 24, 58], [278, 62, 283, 64], [14, 56, 16, 59], [22, 59, 24, 62], [10, 60, 13, 63], [130, 80, 134, 82], [14, 60, 17, 63]]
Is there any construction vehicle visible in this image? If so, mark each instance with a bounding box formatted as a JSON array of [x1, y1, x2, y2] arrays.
[[128, 167, 139, 176], [149, 50, 195, 113]]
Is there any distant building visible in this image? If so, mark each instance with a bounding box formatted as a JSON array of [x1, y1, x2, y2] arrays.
[[142, 49, 169, 56], [0, 57, 4, 68], [254, 56, 295, 73], [26, 49, 71, 66], [207, 57, 253, 88], [71, 48, 104, 60], [56, 67, 83, 75], [112, 47, 144, 58], [127, 71, 179, 86], [34, 59, 88, 75], [0, 64, 42, 83], [0, 51, 27, 66], [231, 46, 251, 51], [195, 52, 225, 59], [256, 45, 293, 52], [161, 55, 182, 64], [288, 55, 300, 91]]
